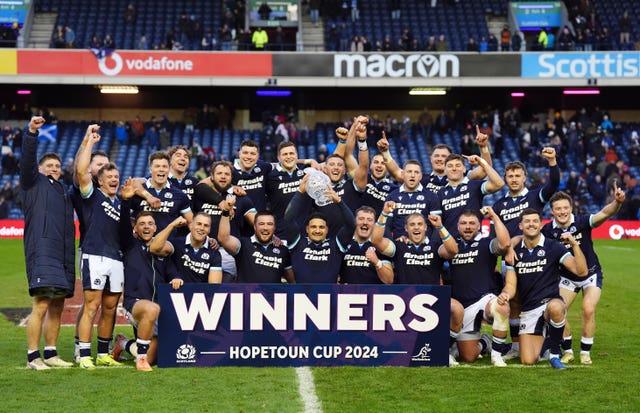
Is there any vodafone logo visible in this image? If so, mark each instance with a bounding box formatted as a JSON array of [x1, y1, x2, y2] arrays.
[[97, 52, 194, 76], [98, 52, 123, 76], [609, 224, 625, 240]]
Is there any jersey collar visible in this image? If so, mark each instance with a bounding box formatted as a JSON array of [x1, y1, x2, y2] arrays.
[[185, 233, 210, 249], [400, 183, 424, 193], [552, 213, 575, 228], [520, 233, 546, 248]]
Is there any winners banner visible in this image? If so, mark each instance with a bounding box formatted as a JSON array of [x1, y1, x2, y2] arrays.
[[157, 283, 451, 368]]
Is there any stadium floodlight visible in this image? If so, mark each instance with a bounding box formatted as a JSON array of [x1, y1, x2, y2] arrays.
[[409, 88, 447, 96], [563, 89, 600, 95], [99, 85, 139, 94]]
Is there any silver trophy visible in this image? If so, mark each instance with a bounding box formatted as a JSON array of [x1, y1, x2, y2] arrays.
[[304, 168, 332, 206]]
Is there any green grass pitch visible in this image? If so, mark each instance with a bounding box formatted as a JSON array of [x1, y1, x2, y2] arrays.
[[1, 239, 639, 412]]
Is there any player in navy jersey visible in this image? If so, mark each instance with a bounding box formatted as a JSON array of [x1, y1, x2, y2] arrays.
[[73, 127, 126, 369], [439, 207, 511, 366], [266, 142, 307, 237], [112, 202, 181, 372], [384, 125, 493, 194], [373, 201, 463, 366], [491, 147, 559, 360], [492, 148, 559, 236], [383, 160, 441, 238], [233, 140, 273, 211], [167, 145, 197, 202], [333, 117, 401, 215], [219, 202, 295, 283], [193, 161, 256, 281], [150, 213, 223, 284], [70, 125, 110, 363], [500, 208, 588, 369], [339, 206, 393, 284], [233, 140, 319, 211], [129, 151, 193, 234], [543, 187, 626, 365], [282, 173, 355, 283], [437, 153, 504, 237]]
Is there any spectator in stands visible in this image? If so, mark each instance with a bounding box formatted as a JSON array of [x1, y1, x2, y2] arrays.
[[131, 116, 144, 145], [350, 0, 359, 22], [425, 35, 437, 51], [619, 11, 632, 49], [587, 173, 606, 207], [258, 2, 272, 20], [361, 35, 371, 51], [479, 36, 488, 52], [89, 34, 102, 49], [201, 30, 215, 50], [0, 196, 8, 219], [137, 35, 149, 50], [536, 28, 548, 51], [220, 24, 233, 51], [124, 3, 137, 25], [583, 28, 595, 51], [64, 26, 75, 48], [350, 35, 363, 52], [597, 26, 612, 50], [487, 34, 498, 51], [601, 115, 613, 131], [252, 27, 268, 50], [574, 29, 585, 51], [546, 28, 555, 50], [436, 34, 448, 51], [271, 26, 286, 51], [512, 30, 524, 51], [500, 25, 511, 51], [0, 181, 13, 203], [309, 0, 320, 26], [103, 34, 115, 50], [466, 37, 480, 52], [557, 26, 574, 51], [338, 23, 350, 52], [2, 150, 19, 175], [52, 26, 65, 48]]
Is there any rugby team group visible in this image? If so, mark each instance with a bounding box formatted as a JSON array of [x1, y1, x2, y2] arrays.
[[20, 114, 626, 371]]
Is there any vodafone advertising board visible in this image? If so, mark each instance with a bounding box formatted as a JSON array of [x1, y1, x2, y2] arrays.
[[1, 220, 638, 240], [17, 50, 272, 77]]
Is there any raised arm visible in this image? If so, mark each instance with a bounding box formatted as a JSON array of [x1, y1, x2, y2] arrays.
[[371, 201, 396, 256], [378, 133, 404, 182], [430, 214, 458, 259], [539, 147, 560, 201], [218, 195, 241, 255], [592, 181, 626, 227], [353, 119, 370, 190], [74, 124, 101, 195], [464, 154, 505, 193], [468, 125, 492, 180], [149, 216, 187, 256], [20, 116, 46, 190], [559, 233, 588, 277], [483, 206, 510, 255]]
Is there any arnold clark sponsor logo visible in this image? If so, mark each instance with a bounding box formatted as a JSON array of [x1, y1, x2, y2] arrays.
[[522, 52, 640, 78], [98, 52, 194, 76], [334, 53, 459, 78]]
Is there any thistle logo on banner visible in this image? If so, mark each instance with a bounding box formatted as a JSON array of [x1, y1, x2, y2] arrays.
[[334, 53, 459, 78], [522, 52, 640, 78]]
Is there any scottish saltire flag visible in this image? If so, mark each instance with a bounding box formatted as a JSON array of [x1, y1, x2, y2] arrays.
[[38, 124, 58, 142]]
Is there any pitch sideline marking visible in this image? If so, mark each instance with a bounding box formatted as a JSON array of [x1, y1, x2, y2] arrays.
[[296, 366, 322, 413]]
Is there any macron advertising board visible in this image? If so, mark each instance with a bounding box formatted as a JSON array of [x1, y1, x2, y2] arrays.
[[157, 283, 451, 367]]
